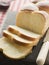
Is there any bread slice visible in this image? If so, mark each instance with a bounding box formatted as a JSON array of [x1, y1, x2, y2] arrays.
[[16, 11, 49, 34], [8, 25, 41, 41], [3, 30, 37, 46], [0, 37, 32, 59], [36, 1, 49, 14]]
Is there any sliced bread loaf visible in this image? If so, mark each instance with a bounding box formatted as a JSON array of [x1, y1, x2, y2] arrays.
[[16, 11, 49, 34], [0, 37, 32, 59], [36, 1, 49, 14], [3, 30, 38, 46], [8, 25, 41, 41]]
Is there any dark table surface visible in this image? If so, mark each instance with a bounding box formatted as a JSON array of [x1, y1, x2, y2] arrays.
[[0, 11, 49, 65]]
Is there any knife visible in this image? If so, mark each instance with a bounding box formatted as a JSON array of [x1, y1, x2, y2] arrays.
[[0, 11, 17, 37], [36, 29, 49, 65]]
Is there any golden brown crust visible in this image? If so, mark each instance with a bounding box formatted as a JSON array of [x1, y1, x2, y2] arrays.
[[20, 34, 36, 41], [13, 38, 31, 46], [3, 32, 12, 41]]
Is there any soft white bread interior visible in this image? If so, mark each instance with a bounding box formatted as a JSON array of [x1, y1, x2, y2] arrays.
[[16, 11, 49, 34], [21, 3, 39, 11], [36, 1, 49, 14], [8, 25, 41, 41], [0, 37, 32, 59], [3, 30, 38, 46]]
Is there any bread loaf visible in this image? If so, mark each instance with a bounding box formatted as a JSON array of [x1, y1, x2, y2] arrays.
[[8, 25, 40, 41], [16, 11, 49, 34], [0, 37, 32, 59], [36, 1, 49, 14], [0, 1, 49, 59]]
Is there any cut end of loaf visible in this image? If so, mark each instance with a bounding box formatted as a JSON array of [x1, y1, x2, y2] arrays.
[[16, 11, 48, 34]]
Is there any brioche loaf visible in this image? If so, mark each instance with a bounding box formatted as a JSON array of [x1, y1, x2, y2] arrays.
[[16, 11, 49, 34], [8, 25, 40, 41], [36, 1, 49, 14], [0, 37, 32, 59]]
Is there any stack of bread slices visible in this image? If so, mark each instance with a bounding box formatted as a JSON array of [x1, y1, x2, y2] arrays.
[[0, 0, 49, 59]]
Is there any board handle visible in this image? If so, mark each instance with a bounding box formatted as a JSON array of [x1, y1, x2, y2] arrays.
[[36, 41, 49, 65]]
